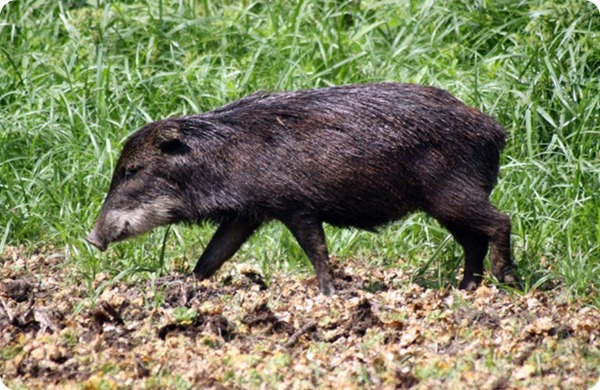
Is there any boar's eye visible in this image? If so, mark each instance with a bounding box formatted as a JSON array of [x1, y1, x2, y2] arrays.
[[159, 139, 191, 155], [124, 166, 142, 181]]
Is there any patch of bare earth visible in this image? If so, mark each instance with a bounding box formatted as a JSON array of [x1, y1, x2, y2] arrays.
[[1, 246, 599, 389]]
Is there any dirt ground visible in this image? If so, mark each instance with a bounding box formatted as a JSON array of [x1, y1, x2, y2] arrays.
[[1, 246, 599, 389]]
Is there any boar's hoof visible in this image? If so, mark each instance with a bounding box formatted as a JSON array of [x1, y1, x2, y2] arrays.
[[318, 278, 336, 296], [459, 279, 480, 291], [499, 273, 521, 289], [320, 284, 336, 296], [192, 270, 209, 281]]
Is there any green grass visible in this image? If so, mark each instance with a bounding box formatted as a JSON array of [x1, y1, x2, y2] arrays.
[[0, 0, 598, 306]]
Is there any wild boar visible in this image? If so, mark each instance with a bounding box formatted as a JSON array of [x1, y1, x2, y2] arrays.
[[86, 83, 517, 295]]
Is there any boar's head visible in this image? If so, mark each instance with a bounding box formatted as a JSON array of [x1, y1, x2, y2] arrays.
[[86, 119, 203, 251]]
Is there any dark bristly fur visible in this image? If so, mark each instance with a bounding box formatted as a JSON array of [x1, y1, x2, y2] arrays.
[[86, 83, 518, 295]]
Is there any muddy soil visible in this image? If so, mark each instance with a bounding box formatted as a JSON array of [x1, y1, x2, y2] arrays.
[[1, 246, 599, 389]]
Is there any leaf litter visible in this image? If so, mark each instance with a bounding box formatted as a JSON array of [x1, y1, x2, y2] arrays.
[[1, 245, 599, 389]]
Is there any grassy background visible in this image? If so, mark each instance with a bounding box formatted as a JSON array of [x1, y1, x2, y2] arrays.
[[0, 0, 598, 306]]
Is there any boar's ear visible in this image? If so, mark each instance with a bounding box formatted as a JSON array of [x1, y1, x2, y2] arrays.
[[153, 123, 189, 153]]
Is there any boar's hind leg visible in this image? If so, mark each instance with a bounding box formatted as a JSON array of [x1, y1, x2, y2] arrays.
[[282, 215, 335, 296], [193, 219, 260, 280], [427, 195, 518, 290], [486, 209, 519, 287], [445, 225, 489, 291]]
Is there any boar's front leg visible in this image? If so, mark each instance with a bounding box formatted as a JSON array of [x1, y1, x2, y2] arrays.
[[282, 213, 336, 295], [193, 219, 260, 280]]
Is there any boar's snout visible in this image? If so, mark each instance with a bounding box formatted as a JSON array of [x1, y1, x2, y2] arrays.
[[86, 228, 108, 252]]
